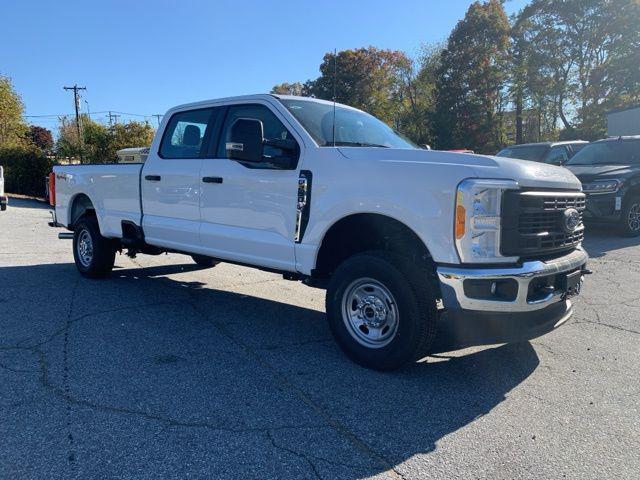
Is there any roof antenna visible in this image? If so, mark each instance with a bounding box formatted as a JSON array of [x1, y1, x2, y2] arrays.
[[332, 48, 337, 147]]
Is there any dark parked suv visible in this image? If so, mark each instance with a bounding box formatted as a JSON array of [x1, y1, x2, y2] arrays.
[[565, 136, 640, 236], [496, 141, 588, 165]]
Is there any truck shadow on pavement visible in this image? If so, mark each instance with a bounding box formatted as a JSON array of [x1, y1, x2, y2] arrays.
[[1, 261, 540, 478], [582, 224, 640, 258]]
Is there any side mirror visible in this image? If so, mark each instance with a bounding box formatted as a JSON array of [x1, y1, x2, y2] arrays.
[[226, 118, 264, 162]]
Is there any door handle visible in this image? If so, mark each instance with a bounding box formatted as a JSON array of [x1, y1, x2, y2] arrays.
[[202, 176, 223, 184], [144, 175, 161, 182]]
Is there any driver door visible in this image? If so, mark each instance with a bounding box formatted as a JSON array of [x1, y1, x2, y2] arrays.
[[198, 102, 301, 271]]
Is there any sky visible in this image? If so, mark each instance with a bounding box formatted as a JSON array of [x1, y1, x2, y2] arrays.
[[2, 0, 529, 131]]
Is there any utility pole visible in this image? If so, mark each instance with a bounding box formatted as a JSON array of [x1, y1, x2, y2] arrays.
[[153, 114, 162, 126], [63, 84, 86, 162], [107, 111, 121, 126], [84, 100, 90, 119]]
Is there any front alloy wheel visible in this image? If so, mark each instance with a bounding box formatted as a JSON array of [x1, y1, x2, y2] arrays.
[[620, 196, 640, 237]]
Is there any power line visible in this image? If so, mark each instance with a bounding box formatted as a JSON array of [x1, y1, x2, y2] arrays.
[[25, 110, 158, 119]]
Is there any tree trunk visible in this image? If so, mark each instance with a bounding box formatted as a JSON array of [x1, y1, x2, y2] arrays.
[[515, 89, 523, 144]]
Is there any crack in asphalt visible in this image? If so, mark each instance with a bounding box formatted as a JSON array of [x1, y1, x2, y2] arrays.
[[19, 300, 184, 350], [266, 430, 323, 480], [265, 427, 375, 474], [573, 319, 640, 336], [1, 344, 326, 434], [182, 288, 407, 480], [62, 276, 80, 475]]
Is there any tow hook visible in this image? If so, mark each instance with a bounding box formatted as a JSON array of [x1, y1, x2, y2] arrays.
[[538, 285, 555, 294]]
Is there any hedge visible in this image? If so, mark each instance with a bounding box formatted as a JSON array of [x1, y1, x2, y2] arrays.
[[0, 146, 55, 197]]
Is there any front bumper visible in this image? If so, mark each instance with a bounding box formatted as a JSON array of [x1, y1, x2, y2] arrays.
[[437, 247, 588, 312], [432, 248, 588, 351], [583, 192, 622, 221]]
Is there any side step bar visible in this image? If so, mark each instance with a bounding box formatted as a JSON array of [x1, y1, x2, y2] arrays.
[[58, 232, 74, 240]]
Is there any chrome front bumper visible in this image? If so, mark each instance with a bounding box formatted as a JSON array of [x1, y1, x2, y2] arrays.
[[437, 247, 588, 312]]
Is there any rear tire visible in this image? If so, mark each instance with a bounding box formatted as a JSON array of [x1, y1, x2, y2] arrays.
[[72, 216, 116, 278], [191, 255, 219, 268], [325, 251, 437, 371], [619, 195, 640, 237]]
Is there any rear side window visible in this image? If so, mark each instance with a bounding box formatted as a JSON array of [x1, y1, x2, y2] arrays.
[[159, 108, 217, 159]]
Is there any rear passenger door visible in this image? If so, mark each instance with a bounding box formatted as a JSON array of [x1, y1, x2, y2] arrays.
[[142, 108, 221, 252], [198, 102, 301, 271]]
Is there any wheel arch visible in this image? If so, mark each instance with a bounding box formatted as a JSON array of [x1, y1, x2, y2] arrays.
[[313, 213, 435, 280], [68, 193, 97, 228]]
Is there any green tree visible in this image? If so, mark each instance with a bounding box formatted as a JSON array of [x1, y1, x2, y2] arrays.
[[0, 75, 28, 147], [396, 44, 442, 147], [518, 0, 640, 140], [433, 0, 511, 153], [109, 121, 155, 155], [305, 47, 412, 125], [270, 82, 305, 96], [56, 116, 155, 163]]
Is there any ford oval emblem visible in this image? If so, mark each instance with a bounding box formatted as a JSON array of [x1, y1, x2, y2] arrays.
[[563, 208, 581, 233]]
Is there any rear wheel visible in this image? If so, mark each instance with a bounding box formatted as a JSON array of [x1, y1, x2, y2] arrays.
[[72, 216, 117, 278], [191, 255, 219, 268], [326, 251, 437, 371], [620, 195, 640, 237]]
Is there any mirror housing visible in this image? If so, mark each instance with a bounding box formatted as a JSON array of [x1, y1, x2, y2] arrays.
[[226, 118, 264, 163]]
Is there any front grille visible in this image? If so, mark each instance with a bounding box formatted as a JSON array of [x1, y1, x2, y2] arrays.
[[501, 191, 585, 257]]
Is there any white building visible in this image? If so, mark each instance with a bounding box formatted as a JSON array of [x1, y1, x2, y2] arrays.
[[607, 105, 640, 136]]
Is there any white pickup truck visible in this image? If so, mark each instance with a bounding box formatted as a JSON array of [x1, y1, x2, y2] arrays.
[[50, 94, 589, 370]]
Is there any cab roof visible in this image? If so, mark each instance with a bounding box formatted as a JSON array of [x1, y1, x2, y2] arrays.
[[168, 94, 359, 114]]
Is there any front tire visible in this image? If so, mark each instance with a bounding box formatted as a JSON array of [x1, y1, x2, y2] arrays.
[[326, 251, 437, 371], [620, 195, 640, 237], [72, 216, 116, 278]]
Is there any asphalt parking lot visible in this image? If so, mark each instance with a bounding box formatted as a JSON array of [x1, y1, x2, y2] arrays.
[[1, 198, 638, 479]]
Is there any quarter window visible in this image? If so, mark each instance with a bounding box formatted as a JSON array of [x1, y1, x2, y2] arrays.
[[160, 108, 217, 159]]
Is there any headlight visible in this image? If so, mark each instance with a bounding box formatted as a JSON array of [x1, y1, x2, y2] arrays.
[[454, 178, 519, 263], [581, 179, 621, 194]]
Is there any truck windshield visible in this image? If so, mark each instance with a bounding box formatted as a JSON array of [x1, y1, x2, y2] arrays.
[[280, 98, 417, 149], [496, 145, 549, 162], [566, 140, 640, 165]]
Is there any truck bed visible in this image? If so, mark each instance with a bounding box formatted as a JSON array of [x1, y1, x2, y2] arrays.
[[53, 163, 142, 238]]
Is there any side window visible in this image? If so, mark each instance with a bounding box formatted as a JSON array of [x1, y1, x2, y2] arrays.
[[159, 108, 217, 159], [216, 104, 297, 168], [546, 147, 568, 165]]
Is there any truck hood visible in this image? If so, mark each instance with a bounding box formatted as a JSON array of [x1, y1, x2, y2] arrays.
[[338, 148, 581, 191], [565, 164, 639, 183]]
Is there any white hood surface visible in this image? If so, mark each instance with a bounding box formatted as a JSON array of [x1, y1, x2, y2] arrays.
[[338, 148, 582, 191]]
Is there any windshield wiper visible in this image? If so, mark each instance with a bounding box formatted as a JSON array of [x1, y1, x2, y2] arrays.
[[328, 141, 390, 148]]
